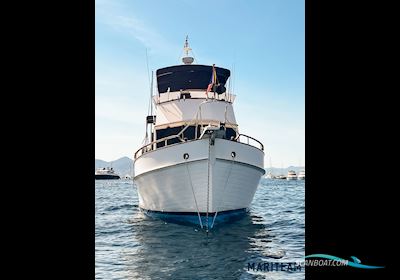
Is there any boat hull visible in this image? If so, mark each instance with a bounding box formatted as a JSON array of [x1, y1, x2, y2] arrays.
[[134, 138, 264, 226], [95, 174, 120, 180], [141, 208, 248, 228]]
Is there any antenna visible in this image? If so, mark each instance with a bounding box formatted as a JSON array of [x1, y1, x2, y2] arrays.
[[227, 75, 231, 102], [182, 35, 194, 65], [232, 49, 236, 96], [144, 71, 155, 144], [232, 63, 236, 95], [145, 48, 151, 94], [150, 70, 154, 116], [184, 35, 190, 56], [145, 48, 152, 144]]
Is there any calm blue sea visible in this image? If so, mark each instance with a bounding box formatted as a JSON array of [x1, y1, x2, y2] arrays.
[[95, 178, 305, 279]]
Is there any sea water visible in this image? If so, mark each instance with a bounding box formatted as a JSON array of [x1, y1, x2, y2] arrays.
[[95, 178, 305, 279]]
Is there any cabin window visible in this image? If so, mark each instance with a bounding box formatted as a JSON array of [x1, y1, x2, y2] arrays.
[[180, 92, 191, 99], [226, 128, 237, 140], [156, 126, 200, 148], [156, 126, 183, 148], [181, 126, 200, 141], [156, 125, 236, 148]]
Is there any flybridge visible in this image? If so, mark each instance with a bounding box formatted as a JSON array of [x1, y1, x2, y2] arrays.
[[156, 65, 231, 94], [155, 35, 231, 95]]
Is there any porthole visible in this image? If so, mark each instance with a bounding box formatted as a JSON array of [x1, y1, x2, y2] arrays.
[[231, 151, 236, 158], [183, 153, 189, 160]]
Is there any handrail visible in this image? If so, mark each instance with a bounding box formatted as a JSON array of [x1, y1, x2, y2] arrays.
[[134, 125, 189, 159], [135, 131, 264, 160], [235, 134, 264, 151]]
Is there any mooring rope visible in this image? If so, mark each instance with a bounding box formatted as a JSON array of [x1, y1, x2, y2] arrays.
[[206, 139, 211, 233], [185, 161, 203, 229], [210, 158, 235, 229]]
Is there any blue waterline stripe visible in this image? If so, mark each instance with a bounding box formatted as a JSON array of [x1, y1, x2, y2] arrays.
[[140, 207, 247, 216]]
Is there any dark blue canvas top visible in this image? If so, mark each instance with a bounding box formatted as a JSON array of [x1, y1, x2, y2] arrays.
[[156, 65, 231, 93]]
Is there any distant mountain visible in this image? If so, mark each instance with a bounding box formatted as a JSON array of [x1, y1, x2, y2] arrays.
[[95, 157, 133, 177], [95, 159, 108, 167]]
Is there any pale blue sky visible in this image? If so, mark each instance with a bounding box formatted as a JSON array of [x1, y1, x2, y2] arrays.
[[95, 0, 304, 167]]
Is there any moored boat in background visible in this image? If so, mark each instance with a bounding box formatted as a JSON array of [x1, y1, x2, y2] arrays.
[[298, 170, 305, 180], [95, 167, 120, 180], [286, 170, 297, 180]]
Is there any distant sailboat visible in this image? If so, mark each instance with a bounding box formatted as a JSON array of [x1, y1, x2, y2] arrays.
[[265, 172, 274, 179], [275, 162, 286, 179], [124, 163, 133, 179], [265, 157, 275, 179]]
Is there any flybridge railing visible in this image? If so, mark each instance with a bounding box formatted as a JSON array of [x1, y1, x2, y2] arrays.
[[134, 131, 264, 160], [134, 101, 264, 160], [235, 134, 264, 151], [153, 90, 236, 104], [134, 124, 190, 159], [134, 130, 264, 159]]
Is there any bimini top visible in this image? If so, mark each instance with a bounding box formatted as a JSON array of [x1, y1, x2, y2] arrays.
[[156, 64, 230, 93]]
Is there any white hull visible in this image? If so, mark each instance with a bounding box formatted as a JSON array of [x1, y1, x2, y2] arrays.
[[286, 176, 297, 180], [298, 171, 305, 180], [134, 138, 264, 213]]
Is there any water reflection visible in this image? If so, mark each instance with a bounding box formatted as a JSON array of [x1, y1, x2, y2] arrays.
[[123, 213, 290, 280]]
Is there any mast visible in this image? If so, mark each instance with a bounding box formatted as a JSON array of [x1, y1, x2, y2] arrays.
[[145, 70, 155, 146], [182, 35, 194, 65], [150, 71, 154, 142], [150, 71, 153, 116], [269, 157, 273, 175]]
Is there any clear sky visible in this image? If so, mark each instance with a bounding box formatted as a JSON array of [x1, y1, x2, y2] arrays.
[[95, 0, 305, 167]]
